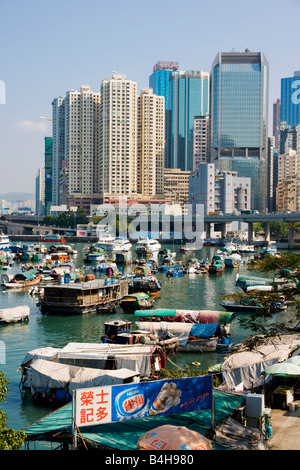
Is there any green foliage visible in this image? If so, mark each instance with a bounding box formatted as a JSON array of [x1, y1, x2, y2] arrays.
[[158, 364, 221, 387], [0, 371, 26, 450], [270, 221, 288, 240], [225, 252, 300, 338], [44, 209, 88, 228]]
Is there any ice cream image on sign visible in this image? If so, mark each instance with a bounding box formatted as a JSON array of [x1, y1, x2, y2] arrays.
[[150, 382, 182, 415]]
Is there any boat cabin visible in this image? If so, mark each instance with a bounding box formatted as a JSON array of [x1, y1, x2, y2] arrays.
[[39, 278, 128, 314]]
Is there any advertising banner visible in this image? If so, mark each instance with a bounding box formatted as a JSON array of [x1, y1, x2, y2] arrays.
[[74, 375, 213, 428]]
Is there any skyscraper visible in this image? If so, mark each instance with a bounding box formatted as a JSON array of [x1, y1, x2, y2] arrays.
[[44, 136, 53, 215], [137, 89, 165, 196], [210, 50, 269, 211], [273, 98, 281, 148], [149, 61, 179, 169], [52, 86, 101, 213], [100, 73, 137, 196], [280, 72, 300, 128], [149, 61, 179, 109], [51, 96, 65, 206], [170, 70, 209, 171]]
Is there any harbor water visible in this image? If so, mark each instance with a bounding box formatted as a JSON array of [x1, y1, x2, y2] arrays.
[[0, 242, 295, 432]]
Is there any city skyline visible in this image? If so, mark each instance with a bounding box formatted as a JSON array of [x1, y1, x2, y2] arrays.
[[0, 0, 300, 194]]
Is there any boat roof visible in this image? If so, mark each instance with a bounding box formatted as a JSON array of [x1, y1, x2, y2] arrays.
[[42, 279, 126, 290], [134, 309, 176, 317]]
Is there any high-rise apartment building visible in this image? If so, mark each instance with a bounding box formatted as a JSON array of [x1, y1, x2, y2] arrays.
[[280, 71, 300, 128], [164, 168, 190, 213], [100, 73, 137, 196], [44, 136, 53, 215], [51, 97, 65, 205], [65, 86, 101, 207], [137, 89, 165, 196], [273, 98, 281, 148], [193, 114, 210, 169], [170, 70, 209, 171], [35, 168, 45, 216], [210, 50, 269, 212], [51, 86, 101, 213]]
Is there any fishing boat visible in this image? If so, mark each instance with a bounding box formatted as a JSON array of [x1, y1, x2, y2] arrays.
[[38, 278, 129, 315], [224, 253, 241, 268], [166, 267, 184, 277], [208, 255, 225, 274], [129, 275, 162, 297], [3, 269, 41, 289], [84, 247, 106, 263], [49, 244, 77, 255], [102, 319, 179, 357], [134, 319, 221, 353], [221, 299, 287, 313], [41, 234, 65, 243], [237, 244, 256, 254], [0, 305, 30, 324], [136, 237, 161, 255], [120, 293, 155, 313], [0, 234, 11, 251]]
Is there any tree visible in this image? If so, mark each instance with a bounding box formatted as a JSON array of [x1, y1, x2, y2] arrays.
[[224, 252, 300, 336], [0, 371, 26, 450]]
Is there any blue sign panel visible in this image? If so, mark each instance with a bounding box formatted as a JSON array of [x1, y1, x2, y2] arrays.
[[111, 375, 213, 422]]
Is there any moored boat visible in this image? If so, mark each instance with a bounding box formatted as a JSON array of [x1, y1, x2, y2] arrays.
[[0, 305, 30, 324], [136, 237, 161, 255], [38, 278, 129, 314], [120, 293, 155, 313], [0, 234, 11, 251]]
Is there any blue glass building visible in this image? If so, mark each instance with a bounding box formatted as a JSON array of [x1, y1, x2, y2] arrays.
[[149, 61, 179, 110], [210, 51, 269, 211], [169, 70, 209, 171], [149, 61, 179, 168], [280, 72, 300, 128]]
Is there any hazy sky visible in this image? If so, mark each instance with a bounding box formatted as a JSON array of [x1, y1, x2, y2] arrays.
[[0, 0, 299, 194]]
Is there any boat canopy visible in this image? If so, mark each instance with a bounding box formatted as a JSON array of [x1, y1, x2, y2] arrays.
[[24, 358, 139, 395], [221, 333, 300, 390], [15, 269, 40, 281], [135, 321, 221, 347], [0, 305, 30, 323], [122, 293, 150, 301], [134, 309, 234, 324], [135, 309, 176, 317]]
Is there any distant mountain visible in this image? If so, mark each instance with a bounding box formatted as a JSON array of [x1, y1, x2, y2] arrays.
[[0, 192, 35, 202]]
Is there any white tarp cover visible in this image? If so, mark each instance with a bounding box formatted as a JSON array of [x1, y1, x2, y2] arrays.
[[221, 334, 300, 389], [135, 321, 193, 346], [27, 359, 139, 394], [56, 343, 153, 377], [0, 305, 30, 322], [21, 347, 60, 367]]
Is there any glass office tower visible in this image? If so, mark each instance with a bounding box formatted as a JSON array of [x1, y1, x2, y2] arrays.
[[210, 50, 269, 211], [149, 61, 179, 168], [170, 70, 209, 171], [280, 72, 300, 128], [149, 61, 179, 110]]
